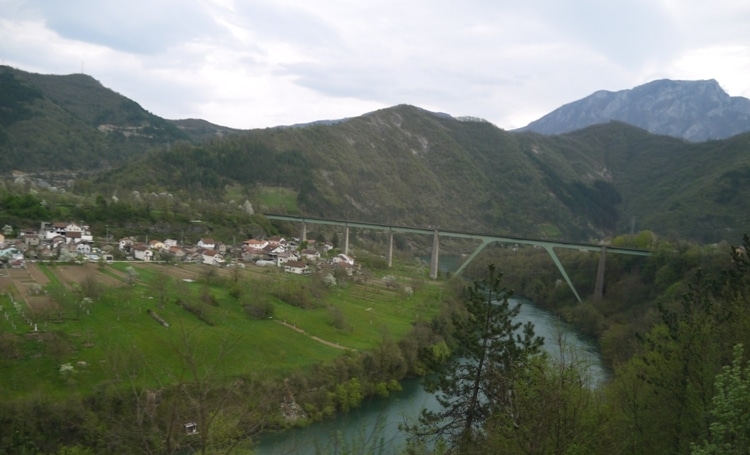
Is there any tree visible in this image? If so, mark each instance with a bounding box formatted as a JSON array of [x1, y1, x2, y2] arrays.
[[610, 236, 750, 454], [483, 336, 607, 454], [404, 264, 543, 453], [692, 344, 750, 455]]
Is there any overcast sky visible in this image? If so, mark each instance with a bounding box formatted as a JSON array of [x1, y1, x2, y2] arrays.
[[2, 0, 749, 130]]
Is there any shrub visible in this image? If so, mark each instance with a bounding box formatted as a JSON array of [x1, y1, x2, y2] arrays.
[[244, 300, 275, 320]]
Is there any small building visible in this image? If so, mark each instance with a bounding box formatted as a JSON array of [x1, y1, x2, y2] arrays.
[[76, 241, 92, 254], [275, 251, 299, 267], [284, 261, 310, 275], [243, 239, 269, 251], [148, 239, 166, 251], [167, 246, 187, 261], [183, 422, 198, 435], [201, 249, 224, 266], [301, 249, 320, 261], [332, 253, 355, 266], [197, 238, 216, 250], [119, 237, 135, 251], [133, 244, 154, 261]]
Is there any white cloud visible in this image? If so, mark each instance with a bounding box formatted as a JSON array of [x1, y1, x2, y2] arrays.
[[1, 0, 749, 129]]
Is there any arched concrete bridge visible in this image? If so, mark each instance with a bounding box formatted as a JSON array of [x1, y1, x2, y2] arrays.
[[265, 214, 650, 303]]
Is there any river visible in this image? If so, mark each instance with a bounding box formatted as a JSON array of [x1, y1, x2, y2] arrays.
[[254, 297, 606, 455]]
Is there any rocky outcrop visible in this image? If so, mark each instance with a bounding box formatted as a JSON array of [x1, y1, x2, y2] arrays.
[[518, 79, 750, 141]]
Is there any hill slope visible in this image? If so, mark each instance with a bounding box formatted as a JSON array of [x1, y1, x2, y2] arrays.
[[4, 68, 750, 244], [84, 107, 660, 241], [0, 66, 228, 172], [94, 109, 750, 243], [518, 79, 750, 141]]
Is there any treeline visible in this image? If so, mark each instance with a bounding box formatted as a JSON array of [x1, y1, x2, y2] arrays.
[[0, 184, 272, 244]]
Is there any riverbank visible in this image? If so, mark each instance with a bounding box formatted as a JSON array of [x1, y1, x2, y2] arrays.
[[255, 297, 607, 454]]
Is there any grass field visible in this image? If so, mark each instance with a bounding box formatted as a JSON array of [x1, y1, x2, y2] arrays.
[[0, 261, 443, 400]]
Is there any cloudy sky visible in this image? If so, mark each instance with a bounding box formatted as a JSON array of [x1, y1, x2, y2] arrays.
[[2, 0, 749, 130]]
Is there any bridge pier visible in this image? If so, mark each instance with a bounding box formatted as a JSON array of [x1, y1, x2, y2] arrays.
[[455, 237, 493, 276], [343, 226, 350, 255], [594, 247, 606, 302], [542, 245, 583, 303], [429, 230, 439, 279], [264, 215, 650, 301], [387, 230, 394, 268]]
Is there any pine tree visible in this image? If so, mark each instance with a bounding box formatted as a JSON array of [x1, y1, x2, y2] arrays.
[[405, 264, 543, 453]]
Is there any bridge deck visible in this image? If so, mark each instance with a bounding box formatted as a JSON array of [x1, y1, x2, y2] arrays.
[[265, 214, 650, 303]]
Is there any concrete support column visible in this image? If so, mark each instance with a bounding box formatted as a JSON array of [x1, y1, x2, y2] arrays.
[[429, 230, 440, 279], [343, 226, 350, 255], [387, 231, 394, 268], [594, 247, 607, 302], [301, 223, 307, 242]]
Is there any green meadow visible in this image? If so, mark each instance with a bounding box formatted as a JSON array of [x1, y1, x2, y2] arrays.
[[0, 261, 443, 400]]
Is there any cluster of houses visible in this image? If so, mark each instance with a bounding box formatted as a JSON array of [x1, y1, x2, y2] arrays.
[[1, 221, 357, 276], [120, 235, 357, 275], [1, 222, 105, 268]]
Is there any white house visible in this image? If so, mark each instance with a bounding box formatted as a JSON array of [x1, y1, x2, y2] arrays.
[[332, 253, 355, 266], [201, 249, 224, 266], [197, 238, 216, 250], [64, 223, 93, 243], [267, 236, 286, 247], [133, 244, 154, 261], [76, 241, 92, 254], [243, 239, 268, 251], [275, 251, 299, 267], [284, 261, 310, 275], [301, 248, 321, 261]]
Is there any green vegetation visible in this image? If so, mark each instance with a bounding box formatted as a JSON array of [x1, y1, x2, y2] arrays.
[[404, 264, 543, 452], [0, 259, 453, 454], [5, 262, 441, 397], [0, 65, 191, 172], [4, 65, 750, 243], [4, 66, 750, 454], [256, 186, 299, 213]]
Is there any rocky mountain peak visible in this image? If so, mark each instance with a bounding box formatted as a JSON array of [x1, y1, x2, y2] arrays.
[[518, 79, 750, 141]]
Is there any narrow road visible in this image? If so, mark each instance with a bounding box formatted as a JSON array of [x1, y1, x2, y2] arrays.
[[274, 320, 355, 351]]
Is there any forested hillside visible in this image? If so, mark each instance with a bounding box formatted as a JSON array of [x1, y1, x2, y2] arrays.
[[4, 67, 750, 244], [0, 66, 193, 171]]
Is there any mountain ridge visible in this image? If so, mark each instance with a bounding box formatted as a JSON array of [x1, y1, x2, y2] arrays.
[[3, 66, 750, 244], [518, 79, 750, 141]]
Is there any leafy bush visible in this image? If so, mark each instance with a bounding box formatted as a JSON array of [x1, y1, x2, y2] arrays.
[[244, 300, 274, 320], [175, 298, 215, 326]]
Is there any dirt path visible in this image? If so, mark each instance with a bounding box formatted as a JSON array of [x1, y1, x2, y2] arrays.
[[274, 320, 354, 351]]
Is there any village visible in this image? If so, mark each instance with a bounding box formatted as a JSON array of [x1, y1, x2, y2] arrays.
[[0, 221, 359, 276]]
